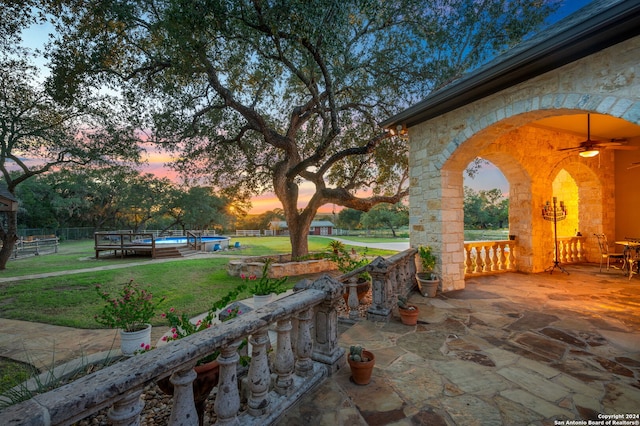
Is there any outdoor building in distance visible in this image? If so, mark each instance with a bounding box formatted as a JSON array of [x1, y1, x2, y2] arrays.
[[269, 220, 335, 236]]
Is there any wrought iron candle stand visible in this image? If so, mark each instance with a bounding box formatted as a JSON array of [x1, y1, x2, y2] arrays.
[[543, 197, 569, 274]]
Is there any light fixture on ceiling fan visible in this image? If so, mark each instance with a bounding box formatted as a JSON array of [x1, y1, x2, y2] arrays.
[[557, 114, 635, 157]]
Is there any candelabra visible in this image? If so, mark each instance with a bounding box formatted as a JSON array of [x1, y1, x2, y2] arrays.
[[542, 197, 569, 274]]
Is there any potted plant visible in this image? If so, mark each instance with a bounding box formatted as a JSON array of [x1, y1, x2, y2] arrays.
[[329, 244, 371, 304], [94, 280, 165, 356], [328, 239, 345, 254], [416, 245, 439, 298], [158, 284, 248, 426], [397, 295, 419, 325], [244, 259, 288, 307], [347, 345, 375, 385]]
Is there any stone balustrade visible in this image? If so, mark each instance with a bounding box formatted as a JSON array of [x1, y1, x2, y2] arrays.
[[464, 237, 586, 276], [464, 240, 516, 276], [555, 236, 586, 264], [339, 249, 418, 323], [0, 276, 346, 426]]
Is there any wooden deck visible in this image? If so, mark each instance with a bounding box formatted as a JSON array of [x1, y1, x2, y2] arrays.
[[94, 232, 157, 259]]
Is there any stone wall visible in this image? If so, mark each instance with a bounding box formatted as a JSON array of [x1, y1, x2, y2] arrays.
[[227, 256, 338, 278], [409, 35, 640, 291]]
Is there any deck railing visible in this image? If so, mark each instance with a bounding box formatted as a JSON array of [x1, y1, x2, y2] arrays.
[[0, 276, 345, 425], [93, 232, 156, 259]]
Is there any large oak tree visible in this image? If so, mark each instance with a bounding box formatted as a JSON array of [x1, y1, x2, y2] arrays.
[[47, 0, 556, 257]]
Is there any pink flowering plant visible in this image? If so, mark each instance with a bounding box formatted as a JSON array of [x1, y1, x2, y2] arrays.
[[94, 280, 165, 332], [161, 283, 247, 364]]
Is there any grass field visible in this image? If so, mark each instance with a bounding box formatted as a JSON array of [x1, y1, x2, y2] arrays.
[[0, 236, 395, 329]]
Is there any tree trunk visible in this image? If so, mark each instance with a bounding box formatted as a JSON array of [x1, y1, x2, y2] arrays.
[[0, 210, 19, 270], [286, 214, 313, 258]]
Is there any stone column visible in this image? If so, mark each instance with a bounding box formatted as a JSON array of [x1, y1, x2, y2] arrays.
[[310, 275, 346, 375], [367, 257, 392, 322]]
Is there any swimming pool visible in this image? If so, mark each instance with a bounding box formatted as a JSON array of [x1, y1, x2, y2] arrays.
[[142, 236, 231, 251]]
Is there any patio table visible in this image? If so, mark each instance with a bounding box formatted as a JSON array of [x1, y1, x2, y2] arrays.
[[615, 240, 640, 279]]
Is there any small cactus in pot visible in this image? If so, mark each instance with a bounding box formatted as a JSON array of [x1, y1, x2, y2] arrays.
[[347, 345, 375, 385]]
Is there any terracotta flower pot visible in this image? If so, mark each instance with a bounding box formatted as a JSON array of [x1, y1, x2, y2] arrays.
[[416, 273, 439, 298], [347, 350, 375, 385], [157, 360, 220, 426], [399, 305, 419, 325]]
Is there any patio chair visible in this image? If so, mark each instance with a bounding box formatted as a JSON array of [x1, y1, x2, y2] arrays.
[[593, 233, 625, 272], [623, 236, 640, 280]]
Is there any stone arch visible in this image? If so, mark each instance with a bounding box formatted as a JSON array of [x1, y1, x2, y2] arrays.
[[436, 96, 637, 284], [547, 156, 606, 262], [436, 95, 640, 171]]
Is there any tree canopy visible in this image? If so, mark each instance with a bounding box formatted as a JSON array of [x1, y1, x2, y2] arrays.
[[43, 0, 556, 256], [0, 10, 143, 268]]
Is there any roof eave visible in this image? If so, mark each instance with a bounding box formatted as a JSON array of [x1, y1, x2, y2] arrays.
[[380, 0, 640, 130]]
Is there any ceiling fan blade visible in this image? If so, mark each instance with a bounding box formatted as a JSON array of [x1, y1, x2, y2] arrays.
[[557, 146, 582, 152], [628, 162, 640, 169], [607, 145, 638, 150], [594, 141, 624, 146]]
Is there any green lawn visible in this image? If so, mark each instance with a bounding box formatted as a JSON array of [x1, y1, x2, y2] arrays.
[[0, 236, 395, 329]]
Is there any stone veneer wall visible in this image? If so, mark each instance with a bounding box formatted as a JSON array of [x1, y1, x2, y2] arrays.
[[409, 35, 640, 292]]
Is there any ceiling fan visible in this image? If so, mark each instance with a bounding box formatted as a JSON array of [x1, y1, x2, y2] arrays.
[[557, 114, 637, 158]]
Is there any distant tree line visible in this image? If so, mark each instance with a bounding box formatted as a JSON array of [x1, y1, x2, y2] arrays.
[[332, 188, 509, 233], [463, 187, 509, 229], [11, 168, 237, 234], [15, 174, 508, 235]]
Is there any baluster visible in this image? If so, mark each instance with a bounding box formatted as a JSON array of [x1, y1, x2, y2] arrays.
[[274, 319, 294, 395], [464, 246, 472, 274], [570, 239, 575, 262], [577, 238, 584, 262], [295, 308, 314, 377], [108, 388, 144, 426], [248, 329, 271, 416], [491, 244, 499, 271], [474, 247, 482, 273], [482, 245, 491, 273], [347, 277, 359, 321], [498, 242, 506, 270], [508, 243, 516, 269], [168, 366, 198, 426], [214, 341, 242, 425]]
